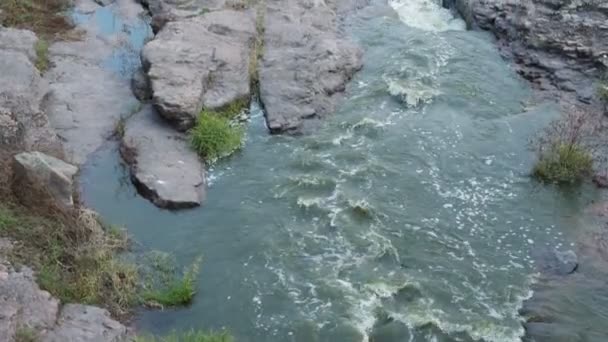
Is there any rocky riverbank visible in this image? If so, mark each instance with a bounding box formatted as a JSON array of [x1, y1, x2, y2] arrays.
[[449, 0, 608, 107]]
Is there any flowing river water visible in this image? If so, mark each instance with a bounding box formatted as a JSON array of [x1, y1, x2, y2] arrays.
[[78, 0, 608, 341]]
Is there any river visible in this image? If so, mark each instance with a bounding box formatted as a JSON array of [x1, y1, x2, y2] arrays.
[[79, 0, 606, 341]]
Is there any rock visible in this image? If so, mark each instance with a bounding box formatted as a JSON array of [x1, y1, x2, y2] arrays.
[[43, 304, 127, 342], [139, 0, 226, 21], [0, 265, 60, 341], [453, 0, 608, 107], [260, 0, 363, 133], [93, 0, 115, 6], [142, 10, 255, 131], [132, 68, 151, 101], [593, 174, 608, 188], [120, 105, 205, 208], [534, 248, 578, 275], [12, 151, 78, 208], [0, 28, 62, 156]]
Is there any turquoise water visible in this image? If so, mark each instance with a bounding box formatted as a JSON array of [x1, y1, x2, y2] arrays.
[[79, 0, 608, 341]]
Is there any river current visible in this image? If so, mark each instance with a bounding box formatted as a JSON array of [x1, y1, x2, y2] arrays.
[[79, 0, 602, 341]]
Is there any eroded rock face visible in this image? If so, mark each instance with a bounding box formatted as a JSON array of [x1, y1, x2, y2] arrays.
[[0, 28, 62, 156], [43, 304, 128, 342], [260, 0, 363, 133], [120, 105, 205, 208], [142, 9, 255, 131], [12, 151, 78, 208], [454, 0, 608, 104]]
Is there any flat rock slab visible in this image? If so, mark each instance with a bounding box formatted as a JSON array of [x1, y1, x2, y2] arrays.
[[13, 151, 78, 208], [260, 0, 363, 133], [121, 105, 205, 208], [142, 9, 255, 131]]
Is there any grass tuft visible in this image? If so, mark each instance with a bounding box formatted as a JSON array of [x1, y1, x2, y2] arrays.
[[143, 255, 202, 307], [34, 38, 49, 73], [135, 330, 234, 342], [532, 143, 593, 184], [14, 327, 38, 342], [189, 113, 244, 162]]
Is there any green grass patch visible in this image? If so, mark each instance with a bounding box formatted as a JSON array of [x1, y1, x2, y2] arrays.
[[136, 330, 234, 342], [14, 327, 38, 342], [142, 255, 202, 307], [34, 38, 49, 73], [189, 113, 244, 162], [532, 143, 593, 184], [0, 0, 73, 38]]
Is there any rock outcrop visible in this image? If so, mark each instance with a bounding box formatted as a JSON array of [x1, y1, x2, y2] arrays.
[[0, 28, 62, 156], [12, 151, 78, 208], [0, 254, 128, 342], [452, 0, 608, 104], [120, 105, 205, 208], [260, 0, 363, 133], [142, 9, 255, 131]]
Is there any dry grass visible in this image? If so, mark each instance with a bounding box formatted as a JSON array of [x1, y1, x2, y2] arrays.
[[0, 0, 73, 38]]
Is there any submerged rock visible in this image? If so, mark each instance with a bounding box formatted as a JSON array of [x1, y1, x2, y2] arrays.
[[12, 151, 78, 208], [260, 0, 363, 133], [534, 248, 578, 276], [120, 105, 205, 209], [142, 10, 255, 131]]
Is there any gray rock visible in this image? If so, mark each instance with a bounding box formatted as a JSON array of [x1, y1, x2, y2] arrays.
[[0, 265, 59, 341], [132, 68, 151, 101], [260, 0, 363, 133], [43, 304, 127, 342], [139, 0, 226, 21], [12, 151, 78, 208], [142, 10, 255, 131], [120, 105, 205, 208], [0, 28, 62, 156], [454, 0, 608, 107], [93, 0, 115, 6]]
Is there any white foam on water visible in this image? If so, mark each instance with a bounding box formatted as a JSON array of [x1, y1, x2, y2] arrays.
[[388, 0, 466, 32]]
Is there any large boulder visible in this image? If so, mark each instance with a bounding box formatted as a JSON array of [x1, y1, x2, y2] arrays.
[[12, 151, 78, 208], [142, 9, 255, 131], [120, 105, 205, 208], [260, 0, 363, 133], [43, 304, 128, 342], [0, 28, 62, 156]]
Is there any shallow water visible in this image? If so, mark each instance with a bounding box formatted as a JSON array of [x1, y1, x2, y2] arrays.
[[80, 0, 608, 341]]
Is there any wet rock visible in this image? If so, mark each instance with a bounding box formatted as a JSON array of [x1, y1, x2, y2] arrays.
[[12, 151, 78, 208], [132, 68, 151, 101], [0, 265, 60, 341], [0, 28, 62, 156], [142, 10, 255, 131], [260, 0, 363, 133], [454, 0, 608, 106], [592, 174, 608, 188], [120, 105, 205, 208], [534, 248, 578, 275], [94, 0, 115, 6], [43, 304, 128, 342], [524, 322, 583, 342]]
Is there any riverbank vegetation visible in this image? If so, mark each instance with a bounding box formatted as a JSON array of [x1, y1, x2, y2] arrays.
[[136, 330, 234, 342], [532, 107, 602, 184], [0, 0, 73, 38], [190, 107, 245, 162]]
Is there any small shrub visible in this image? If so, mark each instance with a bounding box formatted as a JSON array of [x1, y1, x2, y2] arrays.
[[34, 39, 49, 73], [598, 82, 608, 114], [531, 106, 605, 184], [135, 330, 234, 342], [532, 143, 593, 183], [189, 114, 243, 162]]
